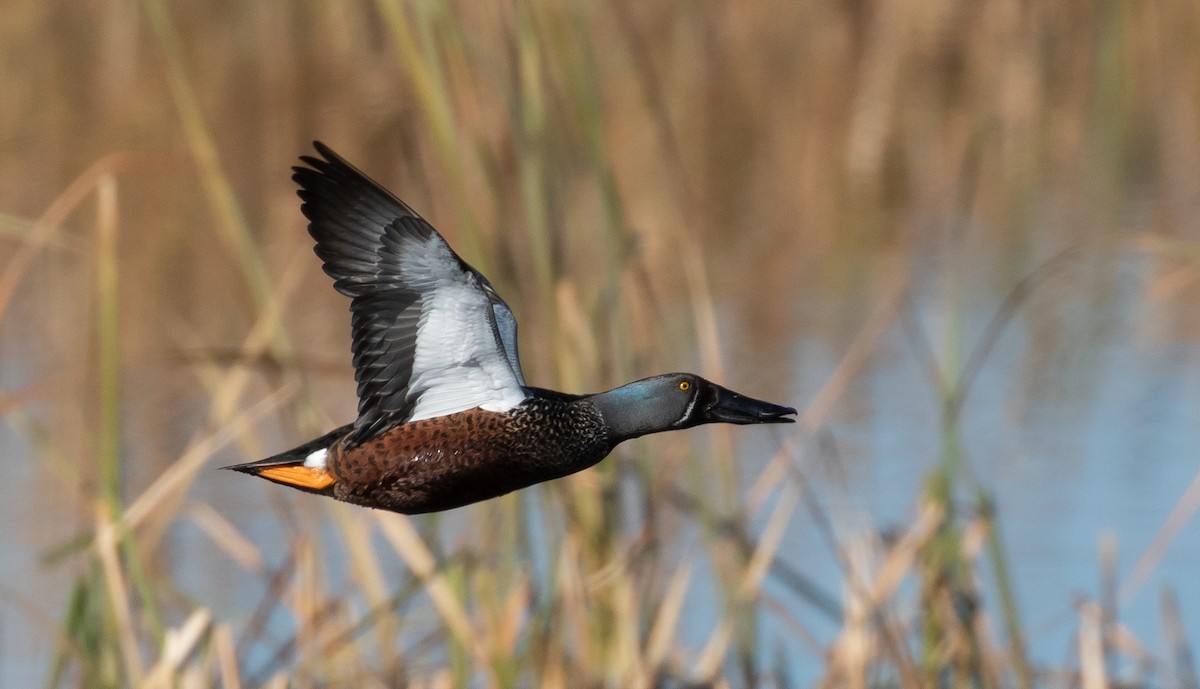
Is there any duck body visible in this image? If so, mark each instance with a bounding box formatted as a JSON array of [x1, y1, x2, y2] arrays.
[[318, 395, 608, 514], [226, 143, 796, 514]]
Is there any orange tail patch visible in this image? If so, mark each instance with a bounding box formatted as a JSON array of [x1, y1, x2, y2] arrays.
[[257, 466, 336, 491]]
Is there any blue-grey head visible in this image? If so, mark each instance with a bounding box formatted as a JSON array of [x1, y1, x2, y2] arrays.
[[588, 373, 796, 444]]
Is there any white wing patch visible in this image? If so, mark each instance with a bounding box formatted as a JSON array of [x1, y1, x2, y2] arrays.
[[402, 261, 528, 422]]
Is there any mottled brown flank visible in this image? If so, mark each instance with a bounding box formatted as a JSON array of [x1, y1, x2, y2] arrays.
[[326, 398, 611, 513]]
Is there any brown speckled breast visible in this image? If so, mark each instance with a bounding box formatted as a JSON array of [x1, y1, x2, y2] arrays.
[[325, 397, 611, 513]]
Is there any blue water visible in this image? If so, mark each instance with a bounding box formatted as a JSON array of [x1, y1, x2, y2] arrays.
[[711, 252, 1200, 683], [4, 250, 1200, 685]]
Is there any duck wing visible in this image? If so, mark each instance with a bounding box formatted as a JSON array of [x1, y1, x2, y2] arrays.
[[293, 142, 528, 445]]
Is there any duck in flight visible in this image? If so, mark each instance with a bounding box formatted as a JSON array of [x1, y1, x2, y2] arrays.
[[226, 143, 796, 514]]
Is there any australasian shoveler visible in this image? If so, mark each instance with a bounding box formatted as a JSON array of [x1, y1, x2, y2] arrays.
[[225, 142, 797, 514]]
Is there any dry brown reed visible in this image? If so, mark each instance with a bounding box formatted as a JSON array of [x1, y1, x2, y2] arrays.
[[3, 0, 1200, 687]]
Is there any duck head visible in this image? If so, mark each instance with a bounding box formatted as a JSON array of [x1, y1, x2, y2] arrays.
[[588, 373, 796, 444]]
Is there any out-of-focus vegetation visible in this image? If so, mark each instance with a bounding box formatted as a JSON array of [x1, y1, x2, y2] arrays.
[[2, 0, 1199, 687]]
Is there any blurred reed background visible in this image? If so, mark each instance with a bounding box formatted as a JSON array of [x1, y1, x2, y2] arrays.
[[3, 0, 1200, 687]]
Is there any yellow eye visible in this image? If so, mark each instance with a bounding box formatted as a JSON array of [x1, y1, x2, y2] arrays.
[[679, 381, 691, 391]]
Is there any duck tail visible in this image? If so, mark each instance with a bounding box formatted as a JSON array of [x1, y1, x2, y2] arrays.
[[222, 424, 352, 495]]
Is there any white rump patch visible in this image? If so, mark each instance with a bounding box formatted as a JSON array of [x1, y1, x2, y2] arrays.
[[303, 448, 328, 469]]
